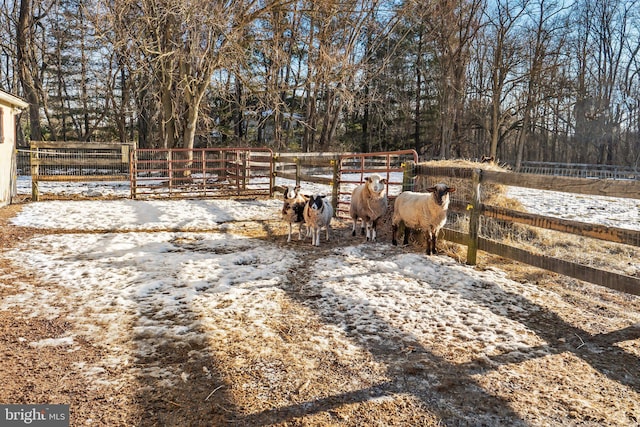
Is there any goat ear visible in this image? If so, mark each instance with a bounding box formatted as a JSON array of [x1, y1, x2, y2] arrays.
[[426, 186, 437, 193], [447, 187, 456, 193], [381, 178, 388, 184], [365, 176, 372, 183]]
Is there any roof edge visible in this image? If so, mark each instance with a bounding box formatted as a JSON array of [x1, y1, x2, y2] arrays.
[[0, 90, 29, 109]]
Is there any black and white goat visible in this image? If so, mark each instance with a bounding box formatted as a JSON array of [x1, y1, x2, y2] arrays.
[[303, 194, 333, 246], [282, 186, 308, 242]]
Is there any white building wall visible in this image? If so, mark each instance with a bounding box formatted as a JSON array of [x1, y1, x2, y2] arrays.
[[0, 92, 27, 207], [0, 104, 15, 207]]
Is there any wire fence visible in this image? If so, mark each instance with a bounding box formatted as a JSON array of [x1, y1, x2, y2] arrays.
[[17, 142, 133, 178], [18, 149, 638, 181], [519, 161, 639, 180], [23, 142, 134, 201]]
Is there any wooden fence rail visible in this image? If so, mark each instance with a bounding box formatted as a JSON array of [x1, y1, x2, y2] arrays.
[[519, 161, 639, 180], [21, 146, 640, 295], [416, 165, 640, 296], [29, 141, 134, 201], [272, 151, 417, 214]]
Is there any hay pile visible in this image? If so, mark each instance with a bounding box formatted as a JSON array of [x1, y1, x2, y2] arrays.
[[413, 158, 514, 208]]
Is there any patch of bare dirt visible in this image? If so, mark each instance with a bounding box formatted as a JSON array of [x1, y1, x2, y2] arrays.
[[0, 202, 139, 425]]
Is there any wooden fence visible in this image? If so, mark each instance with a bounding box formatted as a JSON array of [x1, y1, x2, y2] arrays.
[[272, 151, 417, 214], [416, 165, 640, 296], [519, 161, 639, 180], [29, 141, 134, 201], [21, 145, 640, 295], [130, 147, 273, 199]]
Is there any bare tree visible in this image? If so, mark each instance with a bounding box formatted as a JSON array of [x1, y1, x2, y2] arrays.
[[513, 0, 566, 170], [296, 0, 404, 152], [0, 1, 20, 91], [484, 0, 528, 160], [106, 0, 279, 157], [16, 0, 46, 141], [423, 0, 484, 159], [569, 0, 640, 165]]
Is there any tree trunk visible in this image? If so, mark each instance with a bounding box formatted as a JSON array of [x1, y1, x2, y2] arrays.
[[182, 103, 198, 176], [117, 65, 128, 143], [361, 84, 370, 153], [160, 80, 175, 149], [17, 0, 42, 141], [235, 79, 245, 141], [302, 83, 316, 152], [414, 31, 423, 153], [515, 108, 531, 171], [439, 87, 452, 159], [414, 67, 422, 153]]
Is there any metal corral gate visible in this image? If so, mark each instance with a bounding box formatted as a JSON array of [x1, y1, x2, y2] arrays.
[[130, 147, 273, 199], [336, 150, 418, 218]]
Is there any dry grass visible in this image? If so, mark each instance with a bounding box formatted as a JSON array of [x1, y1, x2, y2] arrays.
[[415, 158, 514, 207]]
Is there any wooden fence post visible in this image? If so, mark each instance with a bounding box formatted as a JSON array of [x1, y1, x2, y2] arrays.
[[331, 155, 340, 214], [402, 160, 415, 191], [30, 142, 39, 201], [129, 148, 136, 199], [200, 150, 205, 194], [241, 152, 247, 191], [466, 168, 482, 265], [270, 154, 277, 198], [168, 150, 173, 196]]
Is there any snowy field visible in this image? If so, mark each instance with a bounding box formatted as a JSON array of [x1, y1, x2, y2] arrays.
[[2, 176, 640, 424], [15, 175, 640, 230], [506, 186, 640, 231]]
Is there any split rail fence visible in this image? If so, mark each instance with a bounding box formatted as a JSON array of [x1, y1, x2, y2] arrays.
[[519, 161, 639, 180], [19, 144, 640, 296], [417, 165, 640, 296]]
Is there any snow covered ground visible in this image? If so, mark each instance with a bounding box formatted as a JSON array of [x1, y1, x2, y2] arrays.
[[16, 175, 640, 230], [506, 186, 640, 231], [3, 176, 639, 424]]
